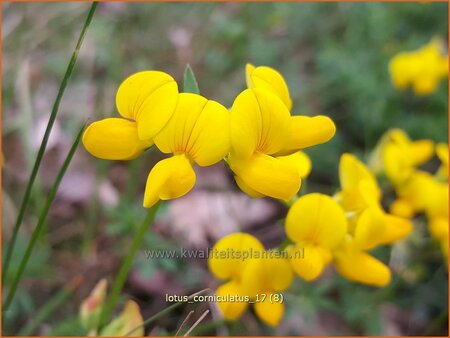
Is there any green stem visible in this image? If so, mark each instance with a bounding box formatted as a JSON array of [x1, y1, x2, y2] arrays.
[[2, 2, 98, 279], [99, 203, 161, 328], [3, 124, 86, 312]]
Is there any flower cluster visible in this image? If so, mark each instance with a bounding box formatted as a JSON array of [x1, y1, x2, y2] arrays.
[[389, 38, 448, 95], [83, 65, 335, 207], [209, 154, 413, 326], [371, 129, 449, 260]]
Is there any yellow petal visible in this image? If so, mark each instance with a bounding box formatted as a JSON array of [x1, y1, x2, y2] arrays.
[[382, 141, 413, 185], [143, 154, 196, 208], [334, 239, 391, 287], [429, 216, 449, 241], [228, 152, 301, 200], [379, 214, 413, 245], [216, 281, 249, 321], [276, 151, 312, 178], [240, 256, 293, 295], [185, 99, 230, 166], [254, 297, 285, 327], [285, 193, 347, 249], [288, 243, 327, 281], [208, 232, 264, 280], [246, 64, 292, 110], [115, 71, 179, 140], [282, 116, 336, 152], [353, 206, 386, 250], [410, 139, 434, 166], [230, 88, 291, 158], [389, 198, 415, 218], [234, 176, 265, 198], [82, 118, 152, 160], [153, 93, 230, 166]]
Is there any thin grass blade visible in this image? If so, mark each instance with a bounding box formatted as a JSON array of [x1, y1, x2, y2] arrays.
[[2, 2, 98, 278]]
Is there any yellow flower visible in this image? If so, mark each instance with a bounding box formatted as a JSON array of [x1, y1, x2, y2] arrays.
[[208, 233, 293, 326], [333, 154, 412, 286], [83, 71, 179, 160], [370, 129, 434, 187], [333, 236, 391, 287], [285, 193, 347, 281], [83, 70, 230, 208], [336, 153, 381, 213], [145, 93, 230, 207], [228, 65, 336, 200], [389, 38, 448, 95]]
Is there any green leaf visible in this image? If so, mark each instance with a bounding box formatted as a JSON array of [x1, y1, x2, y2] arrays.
[[183, 64, 200, 94]]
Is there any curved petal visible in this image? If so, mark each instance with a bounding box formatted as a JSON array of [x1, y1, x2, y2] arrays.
[[353, 206, 386, 251], [379, 214, 412, 245], [153, 93, 208, 154], [185, 99, 230, 166], [282, 116, 336, 152], [276, 151, 312, 178], [115, 71, 179, 140], [234, 176, 265, 198], [339, 153, 380, 196], [240, 256, 293, 295], [82, 118, 152, 160], [285, 193, 347, 249], [254, 297, 285, 327], [334, 239, 391, 287], [228, 152, 301, 201], [208, 232, 264, 280], [246, 64, 292, 110], [288, 243, 327, 281], [429, 216, 449, 241], [216, 281, 248, 321], [389, 198, 415, 218], [230, 88, 291, 158], [410, 139, 434, 166], [153, 93, 230, 166], [143, 154, 196, 208]]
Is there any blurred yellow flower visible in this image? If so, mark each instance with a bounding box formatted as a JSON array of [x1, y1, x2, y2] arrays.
[[146, 93, 230, 207], [334, 154, 412, 286], [228, 65, 335, 201], [370, 128, 434, 187], [389, 38, 448, 95], [208, 232, 293, 326], [285, 193, 347, 281]]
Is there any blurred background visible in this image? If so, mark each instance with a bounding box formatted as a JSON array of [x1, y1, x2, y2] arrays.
[[2, 1, 448, 336]]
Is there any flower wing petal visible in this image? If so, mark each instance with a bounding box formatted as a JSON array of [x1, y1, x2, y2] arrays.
[[283, 116, 336, 152], [82, 118, 152, 160], [254, 297, 285, 327], [229, 152, 301, 200], [285, 193, 347, 249], [115, 71, 178, 140], [208, 232, 264, 280], [246, 64, 292, 110], [143, 154, 196, 208], [216, 281, 248, 321], [334, 242, 391, 287], [230, 88, 291, 158]]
